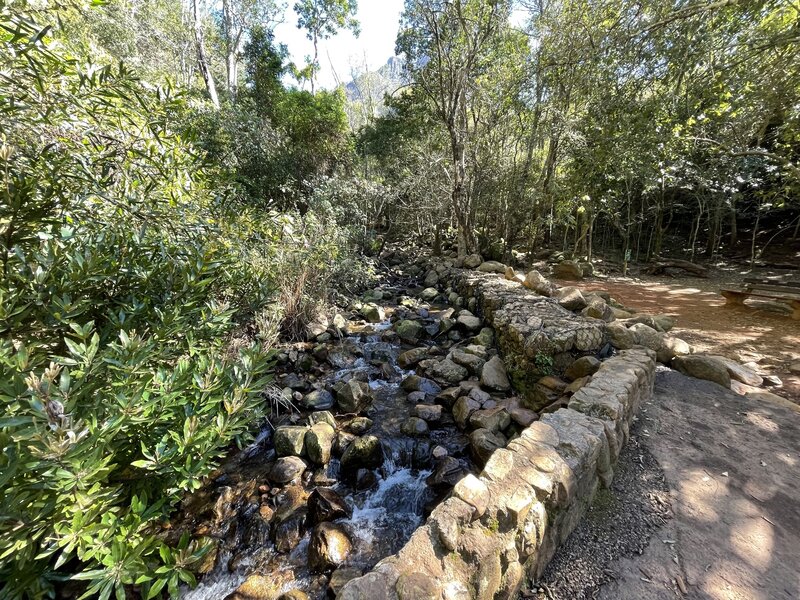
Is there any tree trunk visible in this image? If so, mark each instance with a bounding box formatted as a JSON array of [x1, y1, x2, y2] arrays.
[[193, 0, 219, 108]]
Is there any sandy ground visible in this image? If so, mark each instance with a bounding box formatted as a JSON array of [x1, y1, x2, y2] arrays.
[[530, 370, 800, 600], [561, 273, 800, 403]]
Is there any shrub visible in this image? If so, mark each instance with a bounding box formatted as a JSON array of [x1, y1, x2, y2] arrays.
[[0, 6, 274, 598]]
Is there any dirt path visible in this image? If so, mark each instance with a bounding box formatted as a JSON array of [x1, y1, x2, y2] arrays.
[[599, 370, 800, 600], [560, 275, 800, 402], [534, 370, 800, 600]]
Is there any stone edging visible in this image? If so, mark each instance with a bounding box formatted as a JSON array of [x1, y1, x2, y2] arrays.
[[339, 271, 656, 600]]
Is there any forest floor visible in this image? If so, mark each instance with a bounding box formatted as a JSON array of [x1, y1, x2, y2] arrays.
[[533, 369, 800, 600], [559, 265, 800, 403]]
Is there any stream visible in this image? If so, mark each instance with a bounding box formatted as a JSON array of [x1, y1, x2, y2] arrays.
[[180, 284, 475, 599]]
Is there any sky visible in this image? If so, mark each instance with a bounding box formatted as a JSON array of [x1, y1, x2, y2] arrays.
[[274, 0, 406, 90]]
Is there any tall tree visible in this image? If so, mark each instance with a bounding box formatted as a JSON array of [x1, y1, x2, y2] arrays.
[[192, 0, 220, 107], [221, 0, 280, 98], [294, 0, 360, 93]]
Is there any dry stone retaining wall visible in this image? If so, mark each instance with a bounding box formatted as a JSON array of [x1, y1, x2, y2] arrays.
[[339, 270, 656, 600]]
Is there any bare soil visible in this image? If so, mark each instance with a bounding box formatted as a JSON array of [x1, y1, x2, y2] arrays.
[[560, 268, 800, 403], [530, 370, 800, 600]]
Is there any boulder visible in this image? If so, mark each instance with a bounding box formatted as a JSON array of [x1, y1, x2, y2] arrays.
[[305, 423, 336, 465], [429, 358, 469, 385], [347, 416, 373, 435], [308, 522, 352, 572], [397, 347, 428, 369], [274, 426, 308, 457], [269, 456, 307, 484], [332, 313, 349, 334], [423, 270, 439, 286], [308, 487, 351, 525], [456, 313, 483, 331], [400, 374, 441, 396], [329, 568, 363, 597], [335, 379, 373, 414], [504, 266, 517, 280], [453, 396, 481, 430], [553, 260, 583, 280], [629, 322, 664, 352], [656, 335, 692, 364], [450, 348, 485, 374], [395, 320, 424, 342], [277, 591, 308, 600], [473, 327, 494, 348], [555, 286, 587, 311], [420, 287, 438, 301], [401, 416, 430, 436], [340, 435, 384, 474], [582, 296, 613, 321], [565, 375, 591, 394], [523, 270, 555, 296], [565, 356, 601, 381], [453, 473, 490, 517], [607, 321, 635, 349], [309, 410, 337, 429], [414, 404, 443, 423], [480, 356, 511, 391], [469, 407, 511, 432], [426, 456, 470, 489], [301, 389, 335, 411], [709, 355, 764, 387], [509, 407, 539, 427], [469, 429, 506, 466], [672, 355, 731, 388], [224, 575, 281, 600], [463, 253, 483, 269], [478, 260, 506, 273], [360, 304, 385, 323]]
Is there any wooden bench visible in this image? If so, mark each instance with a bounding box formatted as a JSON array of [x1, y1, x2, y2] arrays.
[[721, 278, 800, 320]]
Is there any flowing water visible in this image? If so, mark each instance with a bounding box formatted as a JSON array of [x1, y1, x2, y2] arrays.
[[182, 296, 470, 599]]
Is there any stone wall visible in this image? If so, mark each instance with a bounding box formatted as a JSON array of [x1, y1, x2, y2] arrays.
[[339, 271, 656, 600]]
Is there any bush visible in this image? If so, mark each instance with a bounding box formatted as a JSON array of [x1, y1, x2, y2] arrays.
[[0, 6, 274, 598]]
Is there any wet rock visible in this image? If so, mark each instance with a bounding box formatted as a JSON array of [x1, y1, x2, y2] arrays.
[[477, 260, 506, 274], [456, 312, 483, 331], [340, 435, 384, 474], [347, 416, 373, 434], [523, 270, 555, 296], [329, 568, 363, 596], [335, 380, 373, 414], [672, 355, 731, 388], [308, 522, 352, 572], [401, 374, 441, 396], [301, 389, 334, 411], [269, 456, 307, 484], [469, 428, 506, 466], [355, 468, 378, 490], [336, 431, 356, 456], [426, 456, 469, 489], [555, 286, 587, 311], [420, 287, 438, 301], [450, 348, 485, 374], [360, 304, 385, 323], [565, 356, 601, 380], [308, 410, 337, 429], [401, 416, 430, 436], [305, 423, 335, 465], [395, 319, 424, 342], [414, 404, 442, 423], [308, 487, 351, 525], [412, 439, 433, 468], [469, 407, 511, 433], [273, 508, 308, 553], [553, 260, 583, 280], [463, 253, 483, 269], [397, 347, 428, 369], [435, 386, 461, 408], [480, 356, 511, 391], [453, 396, 481, 430], [429, 358, 469, 385], [224, 575, 281, 600], [274, 426, 308, 457]]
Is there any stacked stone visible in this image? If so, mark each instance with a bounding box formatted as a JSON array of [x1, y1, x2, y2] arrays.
[[340, 344, 655, 597]]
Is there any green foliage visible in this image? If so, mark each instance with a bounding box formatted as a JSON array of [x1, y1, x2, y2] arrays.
[[0, 5, 275, 598]]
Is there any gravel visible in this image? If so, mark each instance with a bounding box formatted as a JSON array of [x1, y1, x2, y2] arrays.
[[525, 420, 672, 600]]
